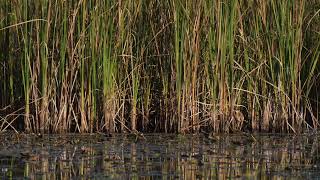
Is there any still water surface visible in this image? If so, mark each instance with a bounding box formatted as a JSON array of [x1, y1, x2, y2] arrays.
[[0, 133, 319, 179]]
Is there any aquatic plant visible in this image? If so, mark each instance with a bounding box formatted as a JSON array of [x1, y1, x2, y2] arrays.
[[0, 0, 319, 133]]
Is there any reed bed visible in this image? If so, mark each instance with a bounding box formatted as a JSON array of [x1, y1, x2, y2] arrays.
[[0, 0, 319, 133]]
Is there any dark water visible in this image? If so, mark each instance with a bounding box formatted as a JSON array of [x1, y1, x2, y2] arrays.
[[0, 132, 319, 180]]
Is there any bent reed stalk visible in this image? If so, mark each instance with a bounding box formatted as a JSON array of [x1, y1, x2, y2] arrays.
[[0, 0, 319, 133]]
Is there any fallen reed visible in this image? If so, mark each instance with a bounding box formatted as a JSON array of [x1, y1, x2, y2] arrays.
[[0, 0, 319, 133]]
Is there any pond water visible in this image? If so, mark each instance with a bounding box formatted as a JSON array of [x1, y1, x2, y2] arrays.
[[0, 132, 319, 180]]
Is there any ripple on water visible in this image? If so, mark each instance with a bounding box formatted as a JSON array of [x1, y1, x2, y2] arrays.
[[0, 133, 319, 179]]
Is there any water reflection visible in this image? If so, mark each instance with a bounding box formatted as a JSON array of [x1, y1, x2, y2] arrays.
[[0, 133, 319, 179]]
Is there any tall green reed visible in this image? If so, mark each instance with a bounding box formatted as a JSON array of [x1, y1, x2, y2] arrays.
[[102, 1, 117, 133]]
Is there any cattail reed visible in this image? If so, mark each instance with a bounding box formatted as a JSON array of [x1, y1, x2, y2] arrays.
[[0, 0, 319, 133]]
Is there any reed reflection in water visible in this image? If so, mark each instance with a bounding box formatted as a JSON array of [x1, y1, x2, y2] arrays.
[[0, 134, 319, 179]]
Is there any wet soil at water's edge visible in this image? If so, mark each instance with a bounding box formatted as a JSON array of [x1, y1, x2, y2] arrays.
[[0, 132, 319, 179]]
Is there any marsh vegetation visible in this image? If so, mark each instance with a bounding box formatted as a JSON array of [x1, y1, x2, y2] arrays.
[[0, 0, 320, 133]]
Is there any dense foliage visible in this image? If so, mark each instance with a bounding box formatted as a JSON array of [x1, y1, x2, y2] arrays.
[[0, 0, 319, 133]]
